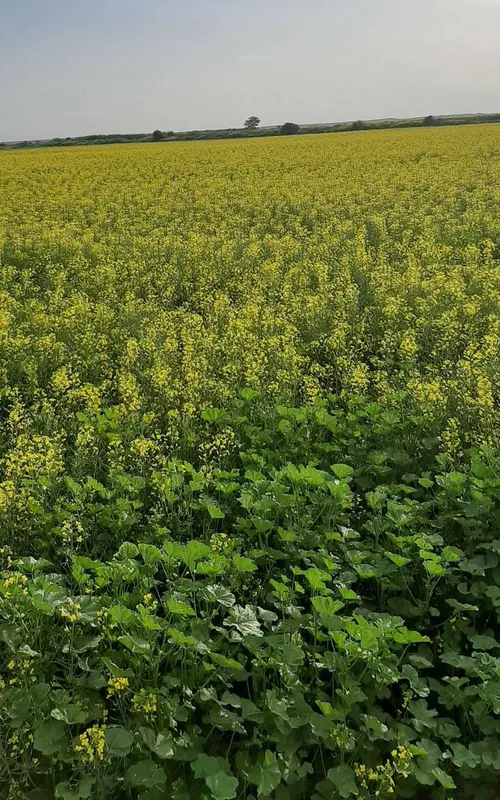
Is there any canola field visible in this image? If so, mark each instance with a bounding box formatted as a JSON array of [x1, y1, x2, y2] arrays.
[[1, 127, 500, 799]]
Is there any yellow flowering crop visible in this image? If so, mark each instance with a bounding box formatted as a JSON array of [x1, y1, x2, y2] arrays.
[[0, 126, 499, 538]]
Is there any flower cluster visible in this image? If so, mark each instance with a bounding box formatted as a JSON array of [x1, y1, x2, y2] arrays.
[[74, 724, 106, 764]]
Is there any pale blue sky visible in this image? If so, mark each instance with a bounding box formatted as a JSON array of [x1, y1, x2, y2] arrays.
[[1, 0, 499, 140]]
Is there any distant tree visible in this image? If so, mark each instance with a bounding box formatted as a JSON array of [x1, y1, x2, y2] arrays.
[[151, 130, 164, 142], [244, 116, 261, 130], [280, 122, 300, 136], [351, 120, 364, 131], [423, 115, 436, 127]]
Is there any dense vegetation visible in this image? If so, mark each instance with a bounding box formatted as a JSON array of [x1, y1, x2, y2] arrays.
[[1, 126, 500, 799]]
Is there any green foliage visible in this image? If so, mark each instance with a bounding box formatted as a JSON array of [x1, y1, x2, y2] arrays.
[[244, 116, 261, 130], [280, 122, 300, 135], [1, 396, 500, 797]]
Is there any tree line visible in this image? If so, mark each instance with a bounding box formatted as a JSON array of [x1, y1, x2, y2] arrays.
[[3, 113, 500, 151]]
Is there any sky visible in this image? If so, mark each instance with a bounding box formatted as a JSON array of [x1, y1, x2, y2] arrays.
[[1, 0, 500, 141]]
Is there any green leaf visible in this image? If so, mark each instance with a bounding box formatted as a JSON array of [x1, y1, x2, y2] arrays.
[[139, 543, 162, 565], [209, 651, 245, 671], [451, 743, 480, 769], [385, 552, 411, 568], [327, 765, 358, 798], [442, 546, 463, 563], [232, 555, 257, 573], [191, 754, 231, 780], [51, 704, 87, 725], [152, 732, 175, 759], [225, 605, 263, 637], [256, 750, 282, 797], [183, 540, 212, 571], [393, 626, 430, 644], [423, 560, 446, 577], [101, 657, 134, 678], [431, 767, 456, 789], [206, 772, 239, 800], [78, 777, 94, 799], [167, 597, 196, 616], [331, 464, 354, 479], [108, 605, 136, 626], [446, 598, 479, 612], [201, 408, 227, 424], [105, 726, 134, 757], [206, 503, 225, 519], [55, 784, 79, 800], [311, 596, 344, 616], [118, 634, 151, 654], [33, 720, 66, 755], [116, 542, 139, 559], [202, 584, 236, 607], [240, 388, 260, 402], [140, 728, 175, 759], [124, 759, 167, 789], [305, 567, 330, 590], [338, 587, 359, 600], [470, 634, 498, 650]]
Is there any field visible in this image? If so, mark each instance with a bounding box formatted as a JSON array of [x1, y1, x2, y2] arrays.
[[1, 126, 500, 799]]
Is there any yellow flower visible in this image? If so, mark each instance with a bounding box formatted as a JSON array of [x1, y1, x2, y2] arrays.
[[107, 676, 129, 697], [74, 724, 106, 763]]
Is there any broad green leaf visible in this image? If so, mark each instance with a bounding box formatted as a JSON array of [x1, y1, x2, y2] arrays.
[[118, 634, 151, 654], [240, 388, 260, 402], [385, 552, 411, 568], [201, 408, 227, 424], [116, 542, 139, 560], [101, 657, 134, 678], [206, 772, 239, 800], [209, 651, 245, 671], [393, 626, 430, 644], [442, 546, 463, 563], [225, 605, 263, 637], [55, 784, 79, 800], [140, 728, 175, 759], [338, 587, 359, 600], [191, 754, 231, 780], [311, 596, 344, 616], [327, 765, 358, 798], [183, 540, 212, 571], [124, 759, 166, 789], [206, 503, 225, 519], [470, 634, 498, 650], [152, 732, 175, 759], [108, 605, 136, 626], [232, 555, 257, 573], [305, 568, 331, 590], [33, 720, 66, 755], [51, 704, 87, 725], [167, 597, 196, 616], [254, 750, 282, 797], [331, 464, 354, 479], [139, 543, 162, 565], [431, 767, 456, 789], [105, 726, 134, 757], [422, 560, 446, 577], [77, 778, 94, 800], [202, 584, 236, 607]]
